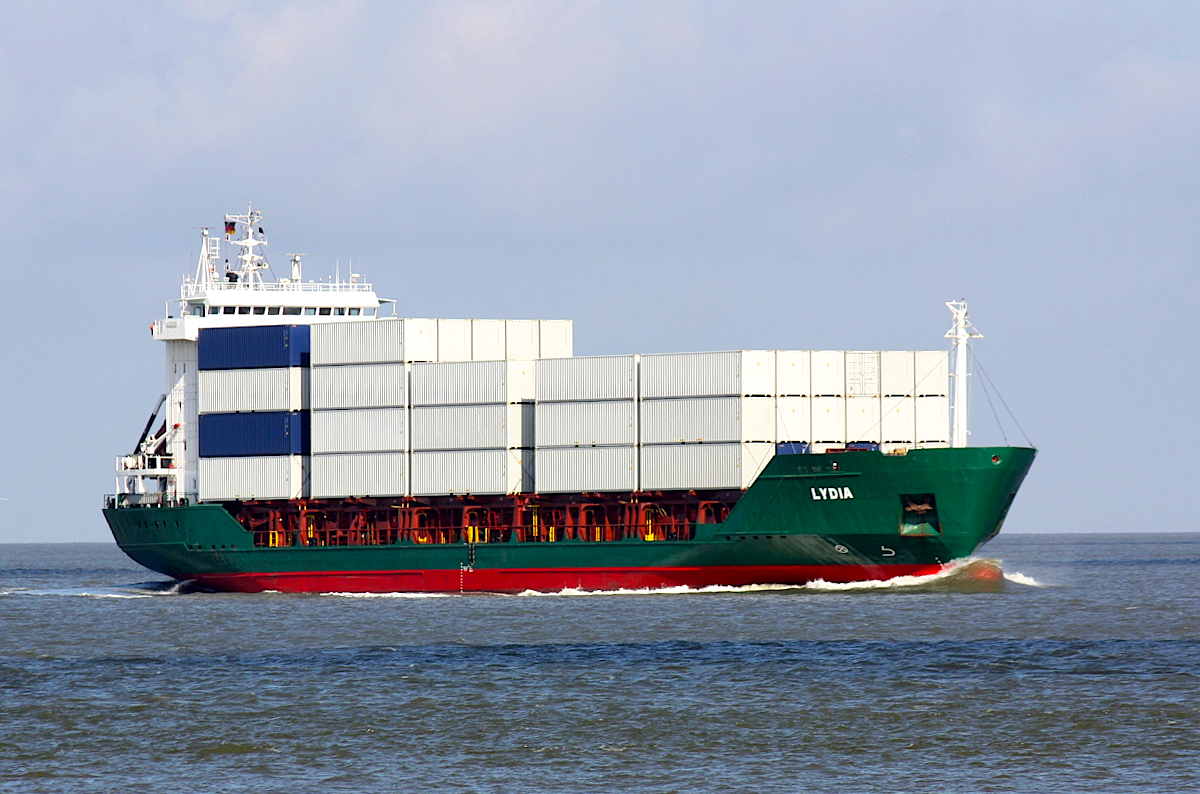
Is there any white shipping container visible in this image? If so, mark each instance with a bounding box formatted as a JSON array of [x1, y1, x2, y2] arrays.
[[402, 318, 439, 362], [505, 320, 540, 360], [916, 396, 950, 444], [410, 360, 535, 406], [775, 350, 811, 397], [640, 397, 776, 444], [536, 355, 637, 402], [410, 403, 533, 451], [471, 320, 506, 361], [640, 350, 775, 399], [536, 446, 637, 493], [198, 367, 307, 413], [437, 319, 472, 362], [639, 443, 775, 491], [811, 396, 847, 443], [775, 396, 812, 444], [538, 320, 573, 359], [881, 351, 916, 397], [881, 396, 916, 444], [811, 351, 846, 396], [915, 350, 950, 397], [846, 352, 881, 397], [846, 395, 882, 443], [410, 449, 532, 495], [311, 408, 407, 454], [310, 363, 406, 409], [535, 400, 636, 447], [310, 452, 407, 498], [199, 456, 306, 501], [310, 319, 403, 366]]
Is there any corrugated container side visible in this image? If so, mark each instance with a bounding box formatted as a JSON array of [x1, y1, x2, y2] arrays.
[[310, 363, 406, 409], [198, 411, 309, 457], [311, 408, 407, 454], [846, 395, 882, 443], [310, 452, 407, 498], [776, 395, 812, 444], [437, 319, 473, 362], [538, 320, 573, 359], [309, 320, 403, 366], [197, 325, 309, 370], [199, 455, 306, 501], [881, 396, 916, 444], [505, 320, 540, 360], [915, 350, 950, 397], [410, 404, 533, 450], [640, 397, 776, 444], [535, 400, 636, 447], [471, 320, 506, 360], [640, 351, 775, 399], [639, 443, 775, 491], [846, 351, 881, 397], [810, 351, 846, 396], [811, 396, 847, 443], [410, 360, 535, 406], [881, 351, 916, 397], [776, 350, 811, 396], [915, 395, 950, 444], [198, 367, 307, 413], [535, 446, 637, 493], [535, 356, 637, 402], [402, 318, 439, 362], [410, 449, 532, 495]]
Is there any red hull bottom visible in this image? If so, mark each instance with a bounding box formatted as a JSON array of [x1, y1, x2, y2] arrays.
[[188, 563, 947, 594]]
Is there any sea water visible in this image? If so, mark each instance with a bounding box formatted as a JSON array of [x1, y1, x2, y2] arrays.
[[1, 534, 1197, 793]]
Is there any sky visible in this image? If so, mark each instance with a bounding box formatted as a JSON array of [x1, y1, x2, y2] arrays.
[[0, 0, 1197, 542]]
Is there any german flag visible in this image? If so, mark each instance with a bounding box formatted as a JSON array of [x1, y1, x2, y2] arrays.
[[225, 221, 236, 236]]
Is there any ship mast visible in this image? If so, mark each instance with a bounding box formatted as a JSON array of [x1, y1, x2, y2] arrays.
[[945, 300, 982, 448], [225, 203, 269, 284]]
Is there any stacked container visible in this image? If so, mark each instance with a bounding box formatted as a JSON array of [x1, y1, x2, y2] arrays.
[[915, 350, 950, 446]]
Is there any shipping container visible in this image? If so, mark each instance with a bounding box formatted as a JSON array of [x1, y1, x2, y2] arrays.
[[775, 350, 810, 397], [535, 400, 636, 447], [410, 403, 533, 451], [197, 325, 309, 370], [310, 363, 405, 410], [639, 443, 775, 491], [640, 397, 776, 444], [880, 351, 916, 397], [846, 352, 881, 397], [309, 319, 403, 366], [199, 455, 306, 501], [471, 319, 506, 361], [310, 452, 407, 498], [846, 395, 882, 443], [915, 395, 950, 444], [915, 351, 950, 397], [410, 360, 535, 406], [410, 449, 533, 495], [198, 367, 307, 414], [810, 351, 846, 396], [775, 395, 811, 444], [535, 446, 637, 493], [505, 320, 540, 360], [311, 408, 407, 454], [538, 320, 573, 359], [811, 396, 847, 444], [402, 318, 439, 362], [436, 319, 472, 362], [198, 411, 309, 457], [639, 351, 775, 399], [536, 355, 637, 402], [881, 396, 916, 444]]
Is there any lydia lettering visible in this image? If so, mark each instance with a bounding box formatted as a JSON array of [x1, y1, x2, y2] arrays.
[[810, 486, 855, 501]]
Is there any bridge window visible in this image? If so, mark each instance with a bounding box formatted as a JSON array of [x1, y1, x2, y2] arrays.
[[304, 308, 317, 315], [267, 307, 281, 315], [238, 306, 251, 314], [252, 306, 266, 315], [223, 306, 236, 315], [335, 308, 346, 315], [348, 308, 361, 316], [283, 307, 301, 315], [318, 307, 331, 316]]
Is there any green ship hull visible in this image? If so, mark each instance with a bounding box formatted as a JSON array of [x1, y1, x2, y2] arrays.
[[104, 446, 1035, 593]]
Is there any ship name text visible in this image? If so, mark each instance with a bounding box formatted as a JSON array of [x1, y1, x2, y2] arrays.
[[810, 486, 854, 501]]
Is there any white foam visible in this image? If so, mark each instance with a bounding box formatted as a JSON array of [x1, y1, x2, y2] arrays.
[[516, 583, 802, 597], [1002, 571, 1047, 587], [802, 557, 1006, 592], [320, 591, 456, 599], [11, 588, 156, 599]]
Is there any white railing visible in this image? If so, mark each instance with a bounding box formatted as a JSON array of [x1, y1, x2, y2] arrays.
[[181, 279, 374, 298]]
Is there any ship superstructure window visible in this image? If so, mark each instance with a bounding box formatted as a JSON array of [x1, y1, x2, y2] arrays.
[[349, 308, 361, 316], [267, 307, 281, 315], [899, 494, 941, 536], [365, 308, 376, 316], [238, 307, 251, 314], [335, 308, 346, 315], [319, 308, 331, 315], [252, 307, 266, 315], [283, 307, 301, 315], [223, 306, 236, 315]]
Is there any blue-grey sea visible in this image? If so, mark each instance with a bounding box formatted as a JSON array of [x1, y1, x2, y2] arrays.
[[1, 534, 1198, 793]]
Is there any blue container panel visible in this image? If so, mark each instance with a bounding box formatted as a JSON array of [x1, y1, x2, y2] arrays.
[[199, 411, 310, 457], [197, 325, 310, 370], [775, 442, 811, 455]]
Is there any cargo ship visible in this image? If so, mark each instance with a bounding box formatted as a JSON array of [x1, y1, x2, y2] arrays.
[[103, 206, 1035, 593]]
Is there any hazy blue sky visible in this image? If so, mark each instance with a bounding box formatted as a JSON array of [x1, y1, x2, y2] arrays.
[[1, 1, 1196, 542]]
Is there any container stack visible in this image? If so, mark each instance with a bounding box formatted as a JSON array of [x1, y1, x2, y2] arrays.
[[196, 325, 311, 501], [914, 350, 950, 446], [534, 355, 639, 493]]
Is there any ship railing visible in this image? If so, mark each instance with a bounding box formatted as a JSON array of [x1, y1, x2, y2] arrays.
[[181, 280, 374, 298], [105, 492, 199, 510]]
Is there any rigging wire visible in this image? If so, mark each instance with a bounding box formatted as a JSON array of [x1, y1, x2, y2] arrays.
[[972, 347, 1009, 445], [971, 351, 1034, 447]]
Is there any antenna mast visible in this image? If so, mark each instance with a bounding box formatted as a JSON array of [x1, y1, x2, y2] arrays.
[[945, 300, 982, 448], [225, 203, 269, 284]]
